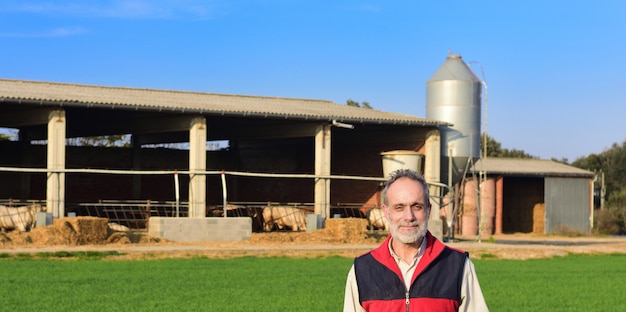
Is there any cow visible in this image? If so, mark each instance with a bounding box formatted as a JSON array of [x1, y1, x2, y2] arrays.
[[247, 206, 266, 233], [206, 204, 249, 218], [107, 222, 130, 232], [207, 205, 266, 232], [0, 204, 46, 232], [262, 206, 307, 232], [367, 208, 389, 231], [329, 206, 366, 219]]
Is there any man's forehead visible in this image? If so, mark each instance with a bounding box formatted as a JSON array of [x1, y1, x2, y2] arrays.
[[388, 177, 423, 192], [387, 189, 426, 201], [387, 179, 426, 201]]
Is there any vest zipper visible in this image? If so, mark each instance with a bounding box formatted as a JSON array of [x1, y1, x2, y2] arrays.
[[405, 291, 410, 312]]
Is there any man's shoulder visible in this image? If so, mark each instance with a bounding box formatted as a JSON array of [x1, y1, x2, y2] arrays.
[[428, 233, 469, 258]]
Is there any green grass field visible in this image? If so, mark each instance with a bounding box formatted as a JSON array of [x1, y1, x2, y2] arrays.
[[475, 253, 626, 311], [1, 253, 624, 311]]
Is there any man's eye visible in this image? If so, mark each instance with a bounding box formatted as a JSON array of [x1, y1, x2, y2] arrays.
[[411, 204, 424, 211]]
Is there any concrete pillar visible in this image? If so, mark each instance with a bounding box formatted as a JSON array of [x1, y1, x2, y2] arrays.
[[314, 124, 331, 219], [424, 130, 442, 219], [188, 117, 207, 218], [424, 129, 444, 241], [46, 110, 66, 218]]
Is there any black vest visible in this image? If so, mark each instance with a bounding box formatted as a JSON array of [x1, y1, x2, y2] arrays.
[[354, 237, 467, 311]]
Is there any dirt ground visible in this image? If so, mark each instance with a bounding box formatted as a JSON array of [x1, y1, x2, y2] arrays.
[[1, 217, 625, 260]]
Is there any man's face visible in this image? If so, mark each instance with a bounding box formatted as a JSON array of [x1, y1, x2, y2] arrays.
[[383, 177, 430, 244]]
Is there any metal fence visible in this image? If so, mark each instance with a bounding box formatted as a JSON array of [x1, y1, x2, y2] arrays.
[[0, 166, 454, 232], [0, 199, 46, 207], [73, 200, 189, 230]]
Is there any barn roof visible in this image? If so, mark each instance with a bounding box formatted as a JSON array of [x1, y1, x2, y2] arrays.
[[471, 158, 594, 178], [0, 78, 445, 127]]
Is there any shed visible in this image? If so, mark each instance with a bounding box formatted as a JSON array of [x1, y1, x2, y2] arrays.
[[462, 158, 595, 235]]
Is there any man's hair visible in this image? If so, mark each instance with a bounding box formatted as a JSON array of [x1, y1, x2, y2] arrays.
[[381, 169, 430, 207]]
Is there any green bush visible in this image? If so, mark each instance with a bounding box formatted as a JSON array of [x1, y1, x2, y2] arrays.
[[552, 225, 586, 237], [593, 207, 626, 235]]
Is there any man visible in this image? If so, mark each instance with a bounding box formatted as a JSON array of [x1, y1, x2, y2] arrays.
[[343, 169, 488, 311]]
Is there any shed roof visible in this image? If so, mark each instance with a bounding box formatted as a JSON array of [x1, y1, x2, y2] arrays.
[[0, 78, 445, 127], [471, 158, 594, 178]]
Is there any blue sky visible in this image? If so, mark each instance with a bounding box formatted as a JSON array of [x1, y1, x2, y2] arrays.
[[1, 0, 624, 162]]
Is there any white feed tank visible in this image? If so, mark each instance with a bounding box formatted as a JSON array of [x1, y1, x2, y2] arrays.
[[381, 150, 424, 178], [426, 53, 482, 185]]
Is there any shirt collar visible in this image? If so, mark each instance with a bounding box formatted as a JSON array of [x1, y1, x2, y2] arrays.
[[388, 235, 427, 265]]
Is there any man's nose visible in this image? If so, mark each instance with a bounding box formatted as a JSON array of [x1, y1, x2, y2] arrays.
[[401, 208, 416, 221]]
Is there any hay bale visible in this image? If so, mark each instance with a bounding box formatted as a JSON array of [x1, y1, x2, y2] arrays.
[[106, 232, 132, 244], [309, 218, 370, 243], [533, 203, 545, 234], [0, 232, 10, 244], [30, 226, 64, 245], [1, 216, 163, 247], [52, 217, 109, 245], [325, 218, 368, 238], [2, 229, 35, 245]]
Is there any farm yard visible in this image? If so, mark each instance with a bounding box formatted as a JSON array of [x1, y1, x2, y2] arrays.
[[1, 216, 625, 261]]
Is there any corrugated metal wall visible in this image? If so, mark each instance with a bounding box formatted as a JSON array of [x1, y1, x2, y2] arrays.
[[545, 177, 591, 234]]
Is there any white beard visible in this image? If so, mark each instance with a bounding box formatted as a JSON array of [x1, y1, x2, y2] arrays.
[[389, 219, 429, 244]]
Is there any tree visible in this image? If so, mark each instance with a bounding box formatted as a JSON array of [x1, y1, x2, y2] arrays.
[[346, 99, 373, 109], [549, 157, 570, 165], [481, 133, 537, 159], [572, 139, 626, 208], [346, 99, 359, 107], [0, 128, 16, 141], [67, 135, 131, 147], [570, 139, 626, 234]]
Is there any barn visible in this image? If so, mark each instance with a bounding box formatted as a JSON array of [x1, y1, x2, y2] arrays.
[[459, 158, 595, 236], [0, 78, 450, 240]]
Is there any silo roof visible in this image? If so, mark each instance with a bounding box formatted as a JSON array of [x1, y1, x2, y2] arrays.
[[428, 54, 481, 83], [471, 158, 594, 178], [0, 78, 445, 127]]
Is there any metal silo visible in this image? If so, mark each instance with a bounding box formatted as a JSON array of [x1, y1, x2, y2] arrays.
[[426, 54, 482, 185]]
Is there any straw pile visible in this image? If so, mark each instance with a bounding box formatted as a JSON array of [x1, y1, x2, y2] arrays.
[[0, 217, 156, 246]]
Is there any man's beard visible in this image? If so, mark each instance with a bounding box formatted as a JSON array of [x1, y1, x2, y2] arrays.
[[389, 219, 428, 244]]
